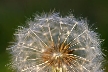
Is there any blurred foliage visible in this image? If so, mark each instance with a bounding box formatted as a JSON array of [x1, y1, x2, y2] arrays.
[[0, 0, 108, 72]]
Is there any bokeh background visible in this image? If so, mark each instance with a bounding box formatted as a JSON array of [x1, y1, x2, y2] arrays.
[[0, 0, 108, 72]]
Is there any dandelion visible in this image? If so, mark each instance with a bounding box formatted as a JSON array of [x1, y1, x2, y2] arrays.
[[7, 12, 104, 72]]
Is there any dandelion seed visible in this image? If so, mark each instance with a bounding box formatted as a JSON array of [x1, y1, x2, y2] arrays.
[[7, 12, 104, 72]]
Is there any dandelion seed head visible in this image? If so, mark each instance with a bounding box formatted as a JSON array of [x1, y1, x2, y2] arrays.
[[7, 12, 104, 72]]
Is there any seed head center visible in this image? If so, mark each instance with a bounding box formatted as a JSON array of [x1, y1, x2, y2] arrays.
[[53, 52, 63, 59]]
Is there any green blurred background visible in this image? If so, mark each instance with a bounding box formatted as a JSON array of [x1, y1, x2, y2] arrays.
[[0, 0, 108, 72]]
